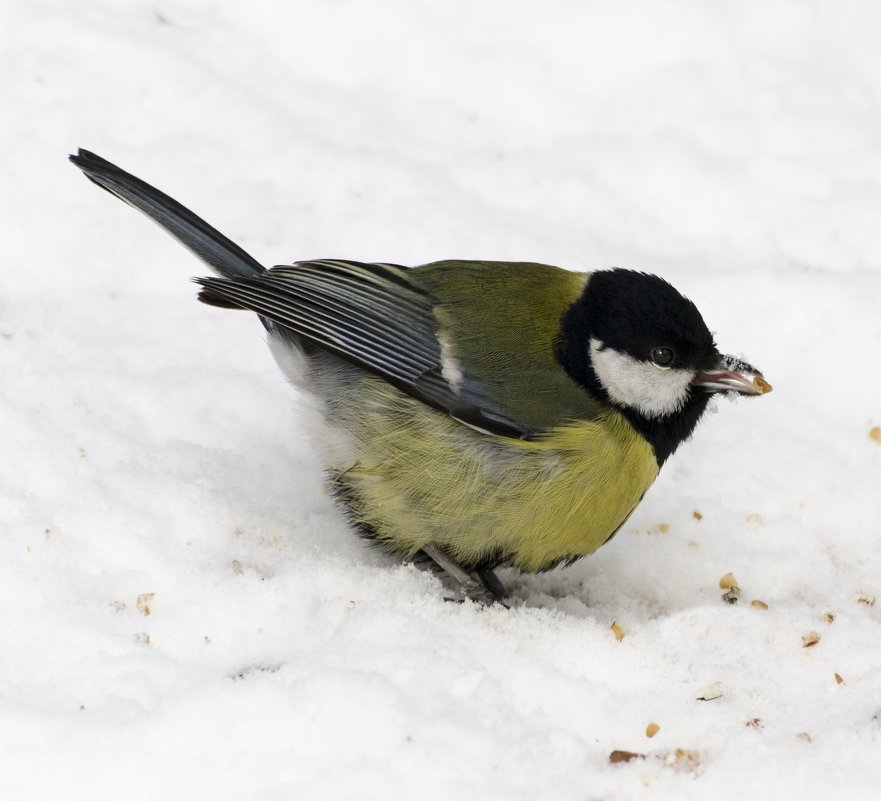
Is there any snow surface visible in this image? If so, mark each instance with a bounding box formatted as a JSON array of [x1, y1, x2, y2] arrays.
[[3, 1, 881, 798]]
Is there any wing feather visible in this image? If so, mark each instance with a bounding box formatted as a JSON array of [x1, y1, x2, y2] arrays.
[[195, 259, 592, 439], [196, 275, 433, 383]]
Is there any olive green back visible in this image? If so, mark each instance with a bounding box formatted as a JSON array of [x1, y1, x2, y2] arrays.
[[412, 260, 605, 431]]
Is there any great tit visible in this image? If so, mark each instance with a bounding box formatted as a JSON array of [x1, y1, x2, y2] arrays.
[[70, 149, 771, 603]]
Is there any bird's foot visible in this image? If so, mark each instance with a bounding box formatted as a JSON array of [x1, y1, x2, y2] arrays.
[[418, 545, 509, 607]]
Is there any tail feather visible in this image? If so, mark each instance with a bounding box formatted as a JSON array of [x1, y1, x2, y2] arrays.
[[69, 149, 264, 279]]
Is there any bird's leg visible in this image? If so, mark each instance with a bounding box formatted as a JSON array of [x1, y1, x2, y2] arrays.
[[475, 567, 508, 601], [418, 545, 509, 606]]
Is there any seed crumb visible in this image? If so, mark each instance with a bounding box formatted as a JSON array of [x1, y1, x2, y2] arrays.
[[722, 587, 741, 604], [136, 592, 155, 617], [719, 572, 738, 590], [609, 750, 644, 764], [695, 681, 725, 701], [665, 748, 701, 772]]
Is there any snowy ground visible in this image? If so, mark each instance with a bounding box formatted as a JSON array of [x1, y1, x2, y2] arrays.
[[3, 1, 881, 798]]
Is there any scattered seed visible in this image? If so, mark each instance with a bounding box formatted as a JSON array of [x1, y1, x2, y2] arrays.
[[722, 587, 741, 604], [797, 732, 813, 743], [665, 748, 701, 772], [802, 632, 821, 648], [856, 595, 876, 607], [655, 523, 670, 533], [824, 613, 835, 623], [693, 510, 703, 520], [870, 426, 881, 443], [610, 621, 625, 642], [834, 673, 844, 685], [719, 572, 739, 589], [695, 681, 725, 701], [646, 722, 660, 738], [751, 599, 769, 610], [609, 750, 644, 764], [136, 592, 155, 617]]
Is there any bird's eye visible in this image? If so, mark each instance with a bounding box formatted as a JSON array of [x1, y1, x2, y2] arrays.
[[650, 347, 675, 368]]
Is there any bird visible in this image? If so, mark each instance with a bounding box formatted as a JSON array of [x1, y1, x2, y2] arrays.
[[70, 149, 771, 603]]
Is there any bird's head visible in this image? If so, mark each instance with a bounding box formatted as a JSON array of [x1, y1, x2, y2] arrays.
[[556, 269, 771, 464]]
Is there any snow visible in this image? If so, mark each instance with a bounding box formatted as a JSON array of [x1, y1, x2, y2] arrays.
[[3, 1, 881, 798]]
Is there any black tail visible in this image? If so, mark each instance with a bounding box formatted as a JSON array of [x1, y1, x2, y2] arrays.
[[69, 149, 264, 279]]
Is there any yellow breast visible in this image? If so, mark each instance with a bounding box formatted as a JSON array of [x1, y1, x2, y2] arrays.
[[327, 377, 659, 573]]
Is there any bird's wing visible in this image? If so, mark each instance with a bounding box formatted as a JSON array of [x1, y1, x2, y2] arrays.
[[410, 260, 604, 431], [197, 259, 602, 438]]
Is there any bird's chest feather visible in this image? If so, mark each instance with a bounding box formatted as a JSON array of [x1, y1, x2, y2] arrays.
[[325, 376, 659, 572]]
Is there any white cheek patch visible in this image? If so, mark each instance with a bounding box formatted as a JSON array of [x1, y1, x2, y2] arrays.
[[589, 338, 694, 418]]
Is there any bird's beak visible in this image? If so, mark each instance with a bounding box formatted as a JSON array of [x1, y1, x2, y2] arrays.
[[693, 354, 773, 396]]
